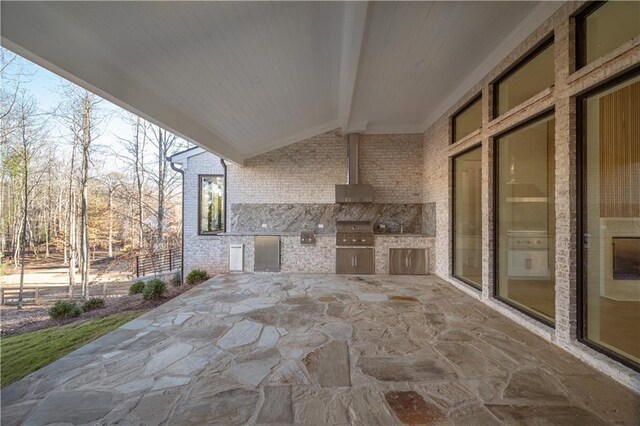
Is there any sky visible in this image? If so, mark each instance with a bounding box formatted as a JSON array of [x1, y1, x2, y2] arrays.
[[2, 47, 186, 173]]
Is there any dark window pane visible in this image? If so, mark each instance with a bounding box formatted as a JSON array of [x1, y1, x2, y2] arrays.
[[496, 114, 556, 323], [495, 42, 554, 117], [582, 74, 640, 366], [200, 175, 224, 233], [453, 146, 482, 288], [453, 97, 482, 143]]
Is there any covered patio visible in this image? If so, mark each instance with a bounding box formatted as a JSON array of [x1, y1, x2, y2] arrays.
[[2, 274, 637, 425]]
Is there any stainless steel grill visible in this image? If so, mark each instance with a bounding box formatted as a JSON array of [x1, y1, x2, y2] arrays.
[[335, 221, 374, 247]]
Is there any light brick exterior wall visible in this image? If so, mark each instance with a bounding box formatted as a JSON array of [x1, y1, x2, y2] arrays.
[[227, 131, 423, 205], [422, 2, 640, 389], [182, 133, 427, 275], [182, 152, 227, 275], [227, 132, 347, 204], [359, 134, 423, 203]]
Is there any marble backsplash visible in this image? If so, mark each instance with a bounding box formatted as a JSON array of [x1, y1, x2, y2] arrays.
[[230, 203, 436, 235]]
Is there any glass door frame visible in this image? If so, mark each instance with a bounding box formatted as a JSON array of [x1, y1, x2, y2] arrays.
[[576, 65, 640, 372], [451, 144, 483, 290], [492, 109, 556, 328]]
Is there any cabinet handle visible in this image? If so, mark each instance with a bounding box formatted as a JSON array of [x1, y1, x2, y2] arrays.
[[354, 256, 358, 267], [352, 257, 355, 267], [408, 255, 412, 268]]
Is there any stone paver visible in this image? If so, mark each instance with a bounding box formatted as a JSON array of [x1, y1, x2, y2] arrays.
[[2, 273, 639, 425]]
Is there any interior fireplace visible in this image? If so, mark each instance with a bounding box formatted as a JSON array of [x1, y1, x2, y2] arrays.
[[612, 237, 640, 280]]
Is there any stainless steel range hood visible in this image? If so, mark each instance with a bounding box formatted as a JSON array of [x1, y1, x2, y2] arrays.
[[335, 134, 374, 203]]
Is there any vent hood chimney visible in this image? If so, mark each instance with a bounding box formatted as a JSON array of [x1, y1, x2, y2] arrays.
[[335, 134, 374, 203]]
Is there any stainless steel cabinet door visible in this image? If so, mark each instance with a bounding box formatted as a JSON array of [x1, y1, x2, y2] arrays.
[[336, 248, 356, 274], [354, 248, 375, 275], [389, 248, 427, 275], [337, 248, 374, 274], [407, 249, 427, 275], [254, 236, 280, 272]]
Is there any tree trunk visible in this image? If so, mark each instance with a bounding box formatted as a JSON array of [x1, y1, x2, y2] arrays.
[[17, 114, 29, 310], [68, 191, 76, 298], [135, 119, 146, 252], [67, 133, 78, 298], [79, 93, 91, 300], [108, 187, 113, 258], [157, 129, 165, 249]]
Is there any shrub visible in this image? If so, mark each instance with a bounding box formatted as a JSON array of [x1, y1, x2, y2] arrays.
[[170, 270, 182, 287], [49, 300, 82, 320], [143, 279, 166, 300], [82, 298, 105, 312], [186, 269, 209, 285], [129, 280, 145, 295]]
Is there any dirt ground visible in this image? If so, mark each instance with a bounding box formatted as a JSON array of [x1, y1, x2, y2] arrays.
[[0, 285, 192, 336], [0, 251, 187, 336]]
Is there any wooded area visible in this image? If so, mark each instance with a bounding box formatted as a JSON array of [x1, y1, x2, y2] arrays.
[[0, 51, 189, 308]]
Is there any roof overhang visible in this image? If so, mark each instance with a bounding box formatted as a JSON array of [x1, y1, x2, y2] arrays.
[[1, 1, 563, 163]]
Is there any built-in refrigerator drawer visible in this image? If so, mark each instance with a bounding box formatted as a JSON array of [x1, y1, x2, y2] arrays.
[[254, 236, 281, 272]]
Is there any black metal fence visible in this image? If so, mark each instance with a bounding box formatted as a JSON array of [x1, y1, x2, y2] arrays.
[[0, 283, 130, 305], [134, 248, 181, 278]]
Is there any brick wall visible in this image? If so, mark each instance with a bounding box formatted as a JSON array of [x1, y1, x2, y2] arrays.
[[182, 152, 227, 274], [226, 131, 423, 205], [422, 1, 640, 389], [182, 132, 426, 274]]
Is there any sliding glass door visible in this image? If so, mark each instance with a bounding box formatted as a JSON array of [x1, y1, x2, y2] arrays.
[[580, 71, 640, 368], [495, 113, 556, 324], [452, 146, 482, 288]]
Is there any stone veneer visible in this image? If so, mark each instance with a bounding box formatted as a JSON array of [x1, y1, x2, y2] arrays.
[[422, 1, 639, 390], [230, 203, 425, 234]]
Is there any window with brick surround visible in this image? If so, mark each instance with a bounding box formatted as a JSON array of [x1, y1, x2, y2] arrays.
[[578, 70, 640, 370], [493, 37, 554, 118], [199, 175, 225, 234], [452, 95, 482, 143], [576, 1, 640, 69]]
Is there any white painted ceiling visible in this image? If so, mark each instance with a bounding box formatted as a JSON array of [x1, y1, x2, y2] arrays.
[[1, 1, 563, 163]]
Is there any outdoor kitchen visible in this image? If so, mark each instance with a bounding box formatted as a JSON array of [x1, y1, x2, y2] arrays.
[[173, 131, 435, 276]]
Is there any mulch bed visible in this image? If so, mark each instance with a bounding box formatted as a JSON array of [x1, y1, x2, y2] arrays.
[[0, 284, 193, 337]]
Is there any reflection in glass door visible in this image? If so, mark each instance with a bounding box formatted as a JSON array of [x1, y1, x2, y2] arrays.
[[580, 72, 640, 368], [495, 113, 556, 324], [453, 146, 482, 288]]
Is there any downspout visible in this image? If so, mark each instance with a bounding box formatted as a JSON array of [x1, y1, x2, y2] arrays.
[[168, 157, 185, 285], [220, 158, 227, 232]]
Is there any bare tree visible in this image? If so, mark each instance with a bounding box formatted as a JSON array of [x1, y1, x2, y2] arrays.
[[4, 93, 49, 309]]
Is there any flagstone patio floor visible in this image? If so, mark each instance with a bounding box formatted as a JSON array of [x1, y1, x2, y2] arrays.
[[2, 273, 639, 425]]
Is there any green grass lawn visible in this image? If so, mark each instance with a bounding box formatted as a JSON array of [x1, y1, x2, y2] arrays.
[[0, 309, 147, 388]]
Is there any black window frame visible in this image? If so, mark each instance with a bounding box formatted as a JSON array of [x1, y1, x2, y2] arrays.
[[576, 65, 640, 372], [492, 35, 555, 119], [198, 173, 226, 235], [492, 108, 556, 328], [575, 1, 606, 70], [451, 143, 483, 290], [451, 94, 482, 144]]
